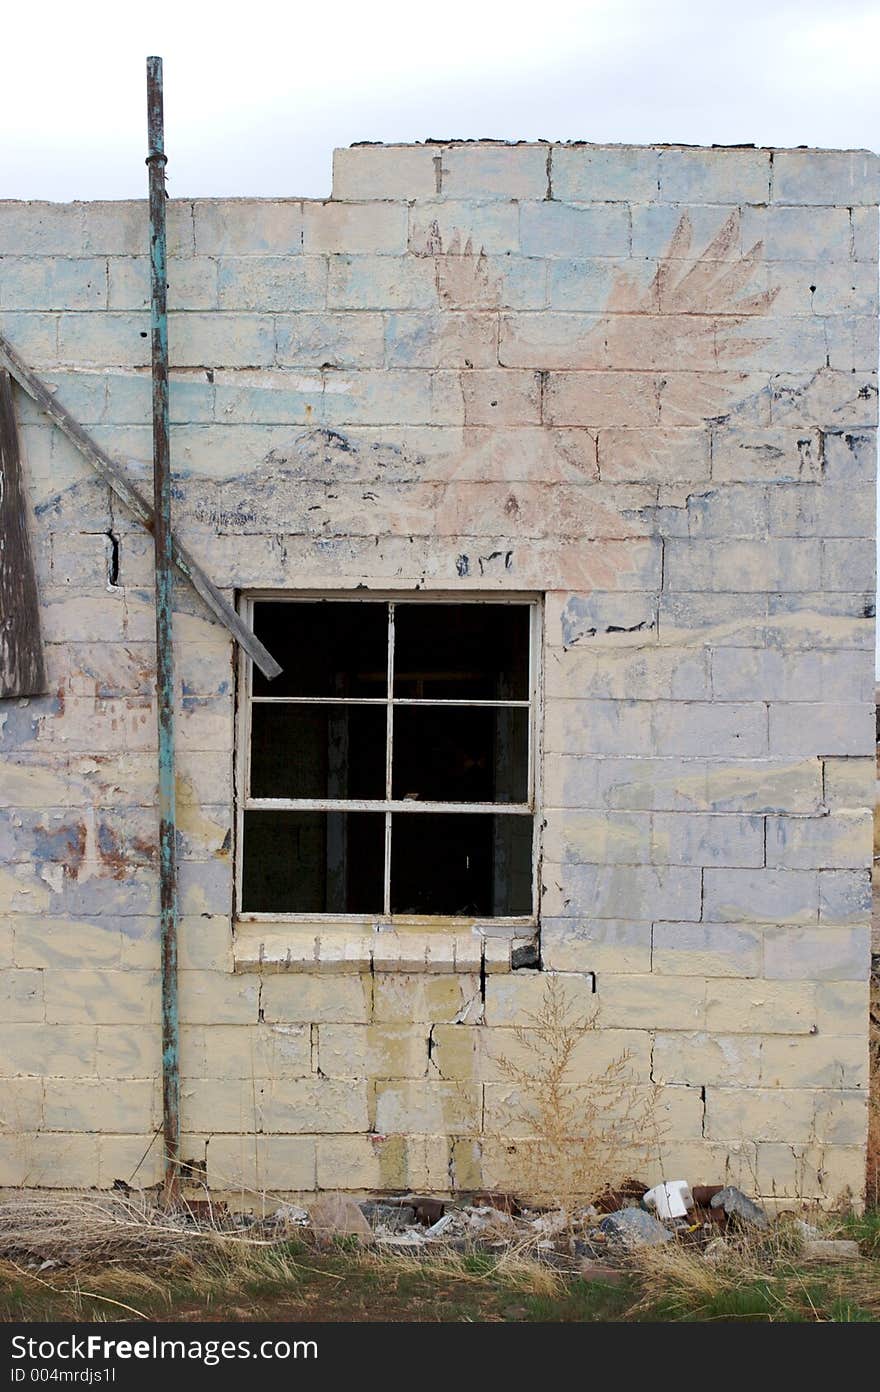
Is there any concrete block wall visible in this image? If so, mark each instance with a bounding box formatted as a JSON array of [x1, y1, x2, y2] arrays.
[[0, 142, 876, 1203]]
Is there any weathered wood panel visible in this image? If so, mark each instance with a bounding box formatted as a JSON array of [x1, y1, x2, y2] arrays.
[[0, 370, 46, 697]]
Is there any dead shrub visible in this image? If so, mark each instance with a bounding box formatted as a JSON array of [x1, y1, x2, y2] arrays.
[[486, 975, 662, 1212]]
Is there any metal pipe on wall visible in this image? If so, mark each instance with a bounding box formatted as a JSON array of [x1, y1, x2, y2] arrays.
[[146, 55, 180, 1202]]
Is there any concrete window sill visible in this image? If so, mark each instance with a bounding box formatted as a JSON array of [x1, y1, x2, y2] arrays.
[[232, 920, 538, 974]]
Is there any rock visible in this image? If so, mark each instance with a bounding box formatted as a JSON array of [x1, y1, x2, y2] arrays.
[[802, 1238, 860, 1263], [708, 1186, 768, 1229], [597, 1208, 673, 1248], [308, 1193, 374, 1239]]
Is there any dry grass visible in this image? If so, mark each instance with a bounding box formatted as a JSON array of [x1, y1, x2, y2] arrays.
[[0, 1192, 289, 1268], [868, 973, 879, 1207], [628, 1221, 880, 1322]]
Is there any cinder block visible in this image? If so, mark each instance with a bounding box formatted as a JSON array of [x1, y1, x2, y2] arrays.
[[440, 144, 549, 200], [652, 701, 767, 757], [652, 1030, 762, 1086], [373, 1080, 481, 1134], [598, 427, 710, 483], [384, 312, 497, 368], [705, 980, 816, 1034], [822, 757, 874, 810], [0, 1022, 96, 1077], [703, 868, 817, 924], [533, 919, 652, 974], [761, 1035, 867, 1089], [328, 254, 438, 309], [0, 1078, 43, 1132], [653, 922, 762, 977], [208, 1134, 316, 1192], [0, 970, 44, 1023], [108, 256, 218, 311], [409, 201, 519, 255], [552, 146, 660, 203], [543, 370, 660, 423], [741, 206, 853, 261], [318, 1025, 429, 1079], [659, 148, 771, 203], [520, 202, 630, 258], [484, 971, 595, 1027], [0, 257, 107, 310], [706, 1086, 866, 1146], [81, 201, 192, 256], [543, 863, 702, 921], [216, 258, 325, 312], [43, 1078, 157, 1133], [766, 812, 873, 869], [193, 200, 302, 254], [7, 1134, 100, 1188], [595, 974, 705, 1030], [460, 369, 541, 425], [332, 146, 439, 200], [499, 312, 606, 369], [819, 870, 872, 924], [762, 925, 869, 981], [771, 150, 880, 205], [768, 703, 874, 757], [260, 973, 371, 1025], [303, 200, 407, 254]]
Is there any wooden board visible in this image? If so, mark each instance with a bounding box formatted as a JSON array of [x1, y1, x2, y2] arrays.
[[0, 369, 47, 697]]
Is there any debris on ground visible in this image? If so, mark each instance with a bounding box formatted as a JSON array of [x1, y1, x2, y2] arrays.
[[643, 1181, 693, 1220], [708, 1186, 769, 1230], [598, 1208, 673, 1249], [411, 1197, 446, 1226], [0, 1174, 858, 1287], [308, 1193, 373, 1240], [270, 1203, 310, 1229], [592, 1179, 649, 1214]]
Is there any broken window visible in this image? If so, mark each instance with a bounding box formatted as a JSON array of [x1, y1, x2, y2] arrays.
[[238, 597, 538, 919]]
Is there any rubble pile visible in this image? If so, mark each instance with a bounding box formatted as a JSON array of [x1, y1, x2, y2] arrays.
[[251, 1176, 806, 1274]]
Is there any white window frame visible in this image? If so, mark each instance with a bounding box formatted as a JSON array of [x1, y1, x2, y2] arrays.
[[234, 591, 543, 931]]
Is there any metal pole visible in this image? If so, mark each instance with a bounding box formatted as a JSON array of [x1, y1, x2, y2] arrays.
[[146, 55, 180, 1203]]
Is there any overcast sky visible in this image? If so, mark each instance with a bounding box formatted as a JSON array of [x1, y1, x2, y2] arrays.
[[1, 0, 878, 201]]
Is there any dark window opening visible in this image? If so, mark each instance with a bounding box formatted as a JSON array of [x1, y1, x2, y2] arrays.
[[241, 599, 535, 918]]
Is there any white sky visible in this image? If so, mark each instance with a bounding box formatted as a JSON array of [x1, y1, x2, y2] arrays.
[[1, 0, 878, 201]]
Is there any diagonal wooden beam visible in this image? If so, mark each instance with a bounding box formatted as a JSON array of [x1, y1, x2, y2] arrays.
[[0, 331, 282, 681], [0, 368, 47, 697]]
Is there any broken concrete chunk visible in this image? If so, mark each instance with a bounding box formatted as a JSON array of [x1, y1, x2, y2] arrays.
[[308, 1193, 373, 1238], [272, 1202, 310, 1227], [708, 1186, 768, 1229], [359, 1202, 416, 1231], [802, 1238, 861, 1262], [597, 1208, 673, 1248]]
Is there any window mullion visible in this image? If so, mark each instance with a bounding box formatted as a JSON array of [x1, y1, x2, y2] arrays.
[[384, 603, 395, 914]]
